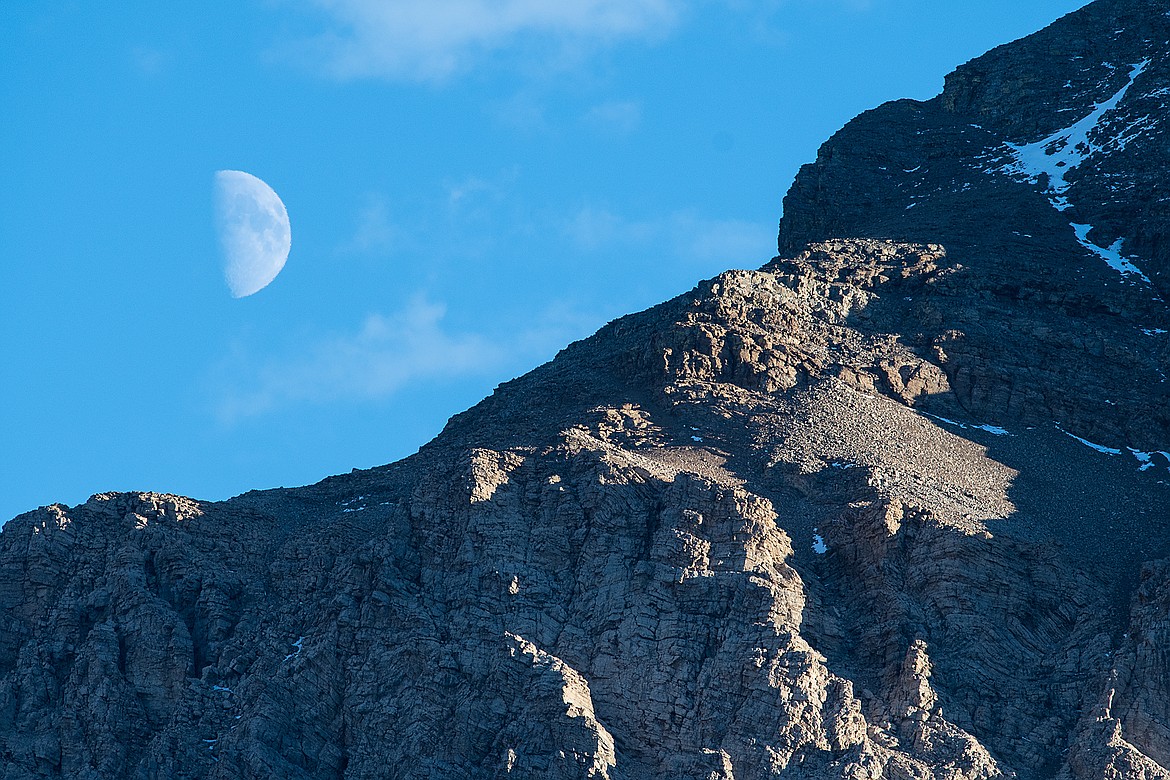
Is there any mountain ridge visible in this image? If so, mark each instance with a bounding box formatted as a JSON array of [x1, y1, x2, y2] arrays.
[[3, 1, 1169, 778]]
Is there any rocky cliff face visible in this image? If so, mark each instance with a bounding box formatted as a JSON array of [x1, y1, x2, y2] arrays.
[[3, 1, 1169, 778], [780, 0, 1170, 452]]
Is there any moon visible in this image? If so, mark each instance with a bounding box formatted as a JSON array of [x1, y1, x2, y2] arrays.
[[213, 170, 291, 298]]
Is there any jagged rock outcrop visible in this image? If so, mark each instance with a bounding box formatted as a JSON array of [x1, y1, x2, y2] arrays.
[[2, 1, 1169, 778]]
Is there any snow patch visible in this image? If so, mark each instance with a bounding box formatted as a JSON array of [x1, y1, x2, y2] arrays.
[[1057, 425, 1122, 455], [1131, 449, 1156, 471], [1071, 223, 1152, 282], [1129, 449, 1170, 474], [283, 636, 305, 662], [972, 424, 1011, 436], [691, 435, 704, 443], [339, 495, 370, 512], [1111, 113, 1157, 151], [920, 411, 1012, 436], [1001, 60, 1149, 210], [812, 531, 828, 555]]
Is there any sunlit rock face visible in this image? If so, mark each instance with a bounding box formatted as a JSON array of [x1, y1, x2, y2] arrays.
[[2, 1, 1169, 778]]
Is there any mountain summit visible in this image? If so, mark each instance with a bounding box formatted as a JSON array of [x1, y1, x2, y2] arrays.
[[781, 0, 1170, 455], [2, 2, 1168, 778]]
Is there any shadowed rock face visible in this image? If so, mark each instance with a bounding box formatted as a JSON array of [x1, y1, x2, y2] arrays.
[[3, 2, 1170, 779], [777, 0, 1170, 454]]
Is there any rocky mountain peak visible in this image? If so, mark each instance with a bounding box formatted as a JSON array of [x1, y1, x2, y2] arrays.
[[3, 3, 1169, 779], [783, 0, 1170, 299]]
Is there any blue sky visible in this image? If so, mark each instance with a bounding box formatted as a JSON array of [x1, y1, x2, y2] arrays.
[[2, 0, 1085, 521]]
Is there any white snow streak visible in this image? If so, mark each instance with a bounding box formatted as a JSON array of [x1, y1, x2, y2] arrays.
[[972, 424, 1011, 436], [1070, 223, 1153, 282], [1057, 425, 1122, 456], [995, 60, 1158, 285], [1129, 449, 1170, 474], [919, 411, 1011, 436], [1131, 449, 1156, 471], [1002, 59, 1149, 211], [283, 636, 305, 662]]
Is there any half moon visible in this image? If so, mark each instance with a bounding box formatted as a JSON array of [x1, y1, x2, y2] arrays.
[[214, 170, 292, 298]]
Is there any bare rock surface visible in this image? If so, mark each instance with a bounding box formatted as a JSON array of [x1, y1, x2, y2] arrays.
[[3, 1, 1170, 778]]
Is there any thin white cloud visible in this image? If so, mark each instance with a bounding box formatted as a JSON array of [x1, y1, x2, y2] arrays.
[[282, 0, 682, 81], [511, 299, 618, 356], [715, 0, 874, 45], [340, 196, 398, 253], [486, 92, 550, 132], [130, 46, 168, 76], [211, 293, 616, 423], [583, 100, 642, 134], [680, 213, 776, 262], [337, 170, 520, 258], [448, 173, 511, 206], [215, 297, 502, 422], [566, 206, 775, 264], [567, 206, 654, 250]]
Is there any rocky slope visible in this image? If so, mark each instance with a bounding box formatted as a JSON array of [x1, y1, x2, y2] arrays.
[[3, 1, 1169, 778]]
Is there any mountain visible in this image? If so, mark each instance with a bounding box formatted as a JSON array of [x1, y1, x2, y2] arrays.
[[3, 1, 1169, 778]]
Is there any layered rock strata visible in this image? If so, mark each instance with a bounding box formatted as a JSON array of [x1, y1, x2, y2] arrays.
[[4, 1, 1170, 778]]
